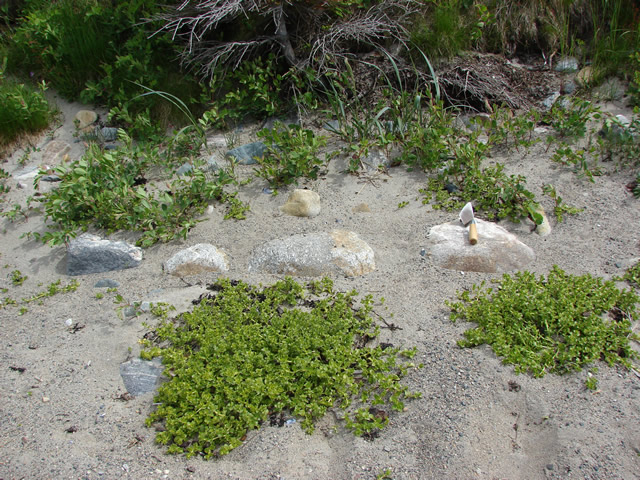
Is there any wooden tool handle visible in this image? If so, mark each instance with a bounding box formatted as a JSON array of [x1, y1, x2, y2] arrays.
[[469, 220, 478, 245]]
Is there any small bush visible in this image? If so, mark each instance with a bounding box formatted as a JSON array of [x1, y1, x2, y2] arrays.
[[255, 122, 327, 188], [448, 266, 640, 378], [624, 261, 640, 288], [141, 277, 420, 458], [205, 54, 291, 128], [33, 131, 248, 247], [0, 70, 52, 147]]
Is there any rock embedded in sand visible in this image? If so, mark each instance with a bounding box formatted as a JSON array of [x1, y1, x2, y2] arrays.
[[120, 358, 164, 396], [67, 234, 142, 276], [74, 110, 98, 130], [42, 140, 71, 164], [225, 141, 266, 165], [248, 230, 375, 277], [280, 189, 321, 217], [576, 66, 594, 87], [163, 244, 229, 276], [554, 56, 579, 73], [429, 219, 535, 273], [530, 204, 552, 236]]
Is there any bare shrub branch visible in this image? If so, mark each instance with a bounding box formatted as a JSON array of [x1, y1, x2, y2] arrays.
[[153, 0, 420, 79]]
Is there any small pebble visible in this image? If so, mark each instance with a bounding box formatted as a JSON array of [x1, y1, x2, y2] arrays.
[[65, 318, 73, 327]]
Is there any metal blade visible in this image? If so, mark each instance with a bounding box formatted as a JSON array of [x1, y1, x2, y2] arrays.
[[459, 202, 474, 226]]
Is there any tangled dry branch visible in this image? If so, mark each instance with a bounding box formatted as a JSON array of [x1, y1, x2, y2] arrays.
[[153, 0, 421, 79]]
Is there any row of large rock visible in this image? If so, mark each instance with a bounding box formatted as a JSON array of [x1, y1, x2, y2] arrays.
[[67, 230, 378, 278], [67, 218, 537, 278]]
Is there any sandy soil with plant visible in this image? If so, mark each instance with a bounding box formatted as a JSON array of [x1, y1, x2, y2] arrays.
[[1, 86, 639, 480]]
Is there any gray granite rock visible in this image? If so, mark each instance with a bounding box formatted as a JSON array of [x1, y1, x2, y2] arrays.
[[561, 80, 577, 95], [67, 234, 142, 276], [14, 165, 40, 181], [42, 140, 70, 164], [249, 230, 375, 277], [164, 243, 229, 276], [225, 142, 267, 165], [362, 149, 391, 171], [323, 120, 340, 132], [542, 92, 561, 110], [120, 358, 164, 396], [176, 162, 193, 176], [280, 189, 321, 217], [594, 77, 625, 101], [554, 57, 579, 73], [100, 127, 119, 142], [600, 114, 638, 143], [206, 156, 224, 172], [429, 219, 535, 273]]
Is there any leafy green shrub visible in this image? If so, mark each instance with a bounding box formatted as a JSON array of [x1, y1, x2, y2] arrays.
[[255, 122, 327, 188], [0, 64, 52, 148], [205, 54, 290, 128], [5, 0, 199, 131], [448, 266, 640, 378], [33, 131, 248, 247], [541, 184, 583, 222], [141, 277, 420, 458], [545, 97, 601, 140], [550, 142, 601, 182], [419, 130, 542, 224], [624, 261, 640, 288], [598, 110, 640, 166], [7, 0, 116, 98]]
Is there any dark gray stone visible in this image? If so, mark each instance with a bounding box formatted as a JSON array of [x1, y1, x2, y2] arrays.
[[225, 142, 267, 165], [263, 114, 300, 131], [67, 234, 143, 276], [100, 127, 119, 142], [561, 80, 577, 95], [323, 120, 340, 132], [176, 162, 193, 176], [119, 358, 164, 396], [39, 175, 61, 182]]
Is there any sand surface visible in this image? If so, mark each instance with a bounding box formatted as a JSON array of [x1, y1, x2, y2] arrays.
[[1, 89, 639, 480]]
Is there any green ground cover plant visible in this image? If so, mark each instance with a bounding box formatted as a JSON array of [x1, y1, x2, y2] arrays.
[[624, 261, 640, 288], [255, 122, 327, 189], [0, 276, 79, 311], [32, 130, 248, 247], [140, 277, 420, 458], [448, 266, 640, 378]]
